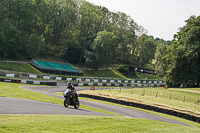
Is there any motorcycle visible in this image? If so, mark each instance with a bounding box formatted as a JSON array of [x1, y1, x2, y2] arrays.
[[63, 89, 80, 109]]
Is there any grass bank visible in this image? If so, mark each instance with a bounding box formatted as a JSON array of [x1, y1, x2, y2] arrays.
[[126, 72, 162, 80], [0, 115, 200, 133], [83, 69, 161, 79], [83, 69, 124, 78], [0, 62, 161, 80], [0, 62, 42, 74]]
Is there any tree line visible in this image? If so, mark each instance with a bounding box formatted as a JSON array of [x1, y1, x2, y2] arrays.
[[155, 16, 200, 87], [1, 0, 198, 87], [0, 0, 160, 70]]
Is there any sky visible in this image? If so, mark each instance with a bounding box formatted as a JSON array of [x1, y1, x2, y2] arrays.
[[85, 0, 200, 41]]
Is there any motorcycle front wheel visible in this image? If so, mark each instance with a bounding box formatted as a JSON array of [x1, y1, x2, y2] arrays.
[[74, 100, 80, 109], [64, 97, 70, 108]]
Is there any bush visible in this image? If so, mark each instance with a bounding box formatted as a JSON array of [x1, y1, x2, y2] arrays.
[[118, 65, 129, 74]]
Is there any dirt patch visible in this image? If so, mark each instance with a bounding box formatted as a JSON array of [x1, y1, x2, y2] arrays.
[[170, 89, 200, 94]]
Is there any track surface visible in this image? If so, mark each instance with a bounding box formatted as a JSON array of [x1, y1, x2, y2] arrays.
[[0, 97, 111, 116], [17, 86, 190, 126]]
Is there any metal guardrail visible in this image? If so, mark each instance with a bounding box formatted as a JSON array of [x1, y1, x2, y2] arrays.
[[0, 78, 57, 86], [0, 72, 165, 84]]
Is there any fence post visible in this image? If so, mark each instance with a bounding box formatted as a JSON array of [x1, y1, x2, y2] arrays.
[[142, 90, 145, 96], [131, 88, 133, 94], [119, 88, 121, 93], [156, 91, 158, 97], [170, 94, 172, 100], [183, 96, 185, 102], [195, 99, 200, 105]]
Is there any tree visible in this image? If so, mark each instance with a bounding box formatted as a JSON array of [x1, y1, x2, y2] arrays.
[[85, 30, 117, 70], [155, 40, 168, 76], [22, 33, 45, 58], [78, 1, 104, 66], [0, 19, 23, 58], [136, 35, 157, 67], [0, 0, 155, 70], [164, 16, 200, 87]]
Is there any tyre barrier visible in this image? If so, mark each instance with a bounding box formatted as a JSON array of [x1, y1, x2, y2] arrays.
[[79, 94, 200, 123], [0, 78, 57, 86]]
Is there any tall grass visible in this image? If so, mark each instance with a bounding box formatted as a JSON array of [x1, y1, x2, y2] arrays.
[[80, 87, 200, 116]]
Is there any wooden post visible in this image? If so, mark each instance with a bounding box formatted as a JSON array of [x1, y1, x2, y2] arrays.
[[119, 88, 121, 93], [156, 91, 158, 97], [183, 96, 185, 102], [195, 99, 200, 105], [170, 94, 172, 100], [142, 90, 145, 96], [131, 88, 133, 94]]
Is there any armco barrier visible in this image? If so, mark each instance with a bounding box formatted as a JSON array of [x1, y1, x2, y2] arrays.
[[0, 78, 57, 86], [74, 83, 165, 87], [79, 94, 200, 123], [1, 73, 165, 85]]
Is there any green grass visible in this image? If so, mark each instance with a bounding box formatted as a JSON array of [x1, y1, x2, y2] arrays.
[[1, 83, 200, 132], [0, 115, 200, 133], [126, 72, 162, 80], [83, 69, 161, 80], [0, 82, 120, 116], [0, 83, 61, 104], [0, 62, 162, 80], [78, 97, 200, 128], [79, 88, 200, 116], [0, 62, 42, 74], [83, 69, 124, 78], [0, 62, 79, 78], [56, 91, 200, 127]]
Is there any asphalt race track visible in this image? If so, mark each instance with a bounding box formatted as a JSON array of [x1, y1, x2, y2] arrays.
[[0, 97, 111, 116], [0, 85, 191, 126]]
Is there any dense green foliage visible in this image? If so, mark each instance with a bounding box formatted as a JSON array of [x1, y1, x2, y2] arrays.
[[117, 65, 129, 74], [155, 16, 200, 87], [0, 0, 157, 69]]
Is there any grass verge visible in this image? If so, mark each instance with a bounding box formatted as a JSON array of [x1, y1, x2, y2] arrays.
[[0, 115, 200, 133], [77, 88, 200, 117], [79, 97, 200, 128]]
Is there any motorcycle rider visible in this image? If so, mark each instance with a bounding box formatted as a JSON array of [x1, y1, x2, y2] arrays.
[[64, 82, 78, 100]]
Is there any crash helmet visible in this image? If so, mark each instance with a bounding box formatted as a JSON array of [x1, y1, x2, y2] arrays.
[[67, 82, 72, 88]]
